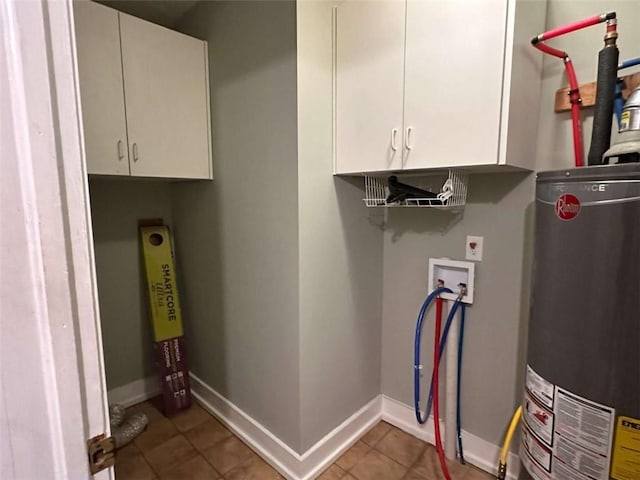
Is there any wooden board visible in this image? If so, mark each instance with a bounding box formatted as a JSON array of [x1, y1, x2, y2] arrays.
[[555, 72, 640, 113]]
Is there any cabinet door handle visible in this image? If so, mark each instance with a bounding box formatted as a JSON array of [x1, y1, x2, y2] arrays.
[[132, 143, 139, 162], [117, 140, 125, 160], [405, 127, 413, 150], [391, 128, 399, 152]]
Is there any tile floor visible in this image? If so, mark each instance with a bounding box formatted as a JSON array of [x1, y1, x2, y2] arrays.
[[116, 397, 494, 480]]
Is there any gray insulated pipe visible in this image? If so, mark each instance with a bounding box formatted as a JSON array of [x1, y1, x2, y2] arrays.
[[112, 413, 148, 448], [587, 23, 619, 165], [109, 404, 148, 448]]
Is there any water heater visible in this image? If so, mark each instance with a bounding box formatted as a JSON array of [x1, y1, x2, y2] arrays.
[[521, 164, 640, 480]]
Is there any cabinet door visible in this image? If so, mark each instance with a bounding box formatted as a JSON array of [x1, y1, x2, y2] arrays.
[[74, 0, 130, 175], [403, 0, 507, 170], [119, 13, 211, 179], [335, 0, 406, 174]]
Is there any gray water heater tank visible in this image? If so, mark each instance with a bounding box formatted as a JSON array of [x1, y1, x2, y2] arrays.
[[521, 164, 640, 480]]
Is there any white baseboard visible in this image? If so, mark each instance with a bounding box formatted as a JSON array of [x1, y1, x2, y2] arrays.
[[106, 376, 160, 407], [297, 395, 382, 480], [381, 395, 520, 480], [189, 373, 381, 480], [142, 374, 520, 480]]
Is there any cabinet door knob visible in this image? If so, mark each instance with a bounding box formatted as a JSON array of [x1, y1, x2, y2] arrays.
[[391, 128, 399, 152], [117, 140, 125, 160], [405, 127, 413, 150], [132, 143, 139, 162]]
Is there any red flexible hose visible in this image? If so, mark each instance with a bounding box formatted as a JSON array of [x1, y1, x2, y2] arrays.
[[533, 42, 566, 60], [565, 60, 584, 167], [532, 42, 584, 167], [570, 102, 584, 167], [433, 297, 451, 480], [536, 14, 604, 42]]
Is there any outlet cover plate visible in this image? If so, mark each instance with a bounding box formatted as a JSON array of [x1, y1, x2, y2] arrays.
[[466, 235, 483, 261], [427, 258, 475, 304]]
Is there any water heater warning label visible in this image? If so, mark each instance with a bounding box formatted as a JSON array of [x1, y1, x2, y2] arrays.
[[523, 424, 553, 471], [521, 446, 552, 480], [521, 367, 616, 480], [611, 416, 640, 480], [525, 391, 555, 447], [527, 365, 555, 409], [553, 388, 615, 480], [555, 388, 614, 456]]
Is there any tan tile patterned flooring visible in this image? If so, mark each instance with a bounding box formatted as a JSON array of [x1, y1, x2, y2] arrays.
[[116, 398, 493, 480]]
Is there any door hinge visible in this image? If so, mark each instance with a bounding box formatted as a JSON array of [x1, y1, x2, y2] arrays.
[[87, 434, 115, 474]]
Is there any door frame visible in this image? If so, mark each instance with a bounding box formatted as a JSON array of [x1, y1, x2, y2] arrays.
[[1, 0, 112, 478]]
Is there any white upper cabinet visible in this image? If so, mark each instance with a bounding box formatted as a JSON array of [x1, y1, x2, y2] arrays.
[[403, 1, 507, 170], [334, 0, 546, 175], [74, 1, 130, 176], [335, 1, 406, 173], [74, 1, 212, 179], [119, 15, 210, 179]]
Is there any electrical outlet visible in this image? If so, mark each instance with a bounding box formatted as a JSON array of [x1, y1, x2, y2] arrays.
[[466, 235, 483, 261]]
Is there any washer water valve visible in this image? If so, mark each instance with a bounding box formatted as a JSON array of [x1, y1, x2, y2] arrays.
[[428, 258, 475, 304]]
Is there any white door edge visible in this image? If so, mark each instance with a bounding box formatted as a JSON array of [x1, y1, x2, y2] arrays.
[[1, 0, 111, 478]]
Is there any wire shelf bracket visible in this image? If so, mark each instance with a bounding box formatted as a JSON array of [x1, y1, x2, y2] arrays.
[[363, 170, 468, 209]]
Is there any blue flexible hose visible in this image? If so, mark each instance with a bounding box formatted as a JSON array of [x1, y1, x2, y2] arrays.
[[456, 303, 466, 464], [414, 287, 452, 424], [619, 58, 640, 70]]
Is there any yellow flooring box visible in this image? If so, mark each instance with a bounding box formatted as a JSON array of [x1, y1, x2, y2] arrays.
[[140, 226, 184, 342]]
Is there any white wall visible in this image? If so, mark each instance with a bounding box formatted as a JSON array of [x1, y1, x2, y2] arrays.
[[89, 179, 173, 390], [297, 1, 383, 452], [173, 1, 302, 451]]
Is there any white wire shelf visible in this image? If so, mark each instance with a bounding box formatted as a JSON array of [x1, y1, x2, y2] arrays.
[[363, 170, 468, 208]]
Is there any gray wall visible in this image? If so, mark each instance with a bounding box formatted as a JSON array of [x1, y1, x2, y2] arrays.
[[297, 1, 383, 452], [172, 1, 302, 450], [89, 179, 173, 389], [173, 0, 383, 453], [381, 173, 534, 446]]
